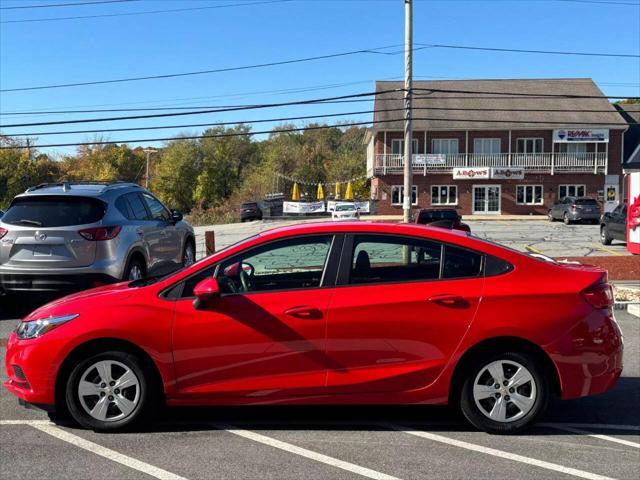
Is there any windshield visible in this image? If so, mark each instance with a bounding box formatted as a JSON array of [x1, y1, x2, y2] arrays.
[[2, 196, 106, 227]]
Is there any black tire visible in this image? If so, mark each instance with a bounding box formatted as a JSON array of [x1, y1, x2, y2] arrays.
[[64, 350, 156, 431], [547, 211, 554, 222], [182, 240, 195, 267], [123, 256, 146, 281], [601, 225, 613, 245], [563, 213, 571, 225], [459, 351, 549, 435]]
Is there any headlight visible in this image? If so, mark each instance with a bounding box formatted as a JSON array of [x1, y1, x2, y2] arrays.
[[16, 314, 79, 340]]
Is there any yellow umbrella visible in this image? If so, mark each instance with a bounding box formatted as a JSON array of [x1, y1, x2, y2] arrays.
[[316, 183, 324, 200], [345, 181, 354, 200], [334, 182, 340, 199], [291, 182, 300, 201]]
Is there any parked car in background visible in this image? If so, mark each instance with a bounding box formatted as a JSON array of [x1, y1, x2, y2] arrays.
[[0, 182, 195, 295], [600, 202, 627, 245], [331, 203, 360, 221], [548, 197, 601, 224], [240, 202, 263, 222], [4, 222, 621, 434], [415, 208, 470, 232]]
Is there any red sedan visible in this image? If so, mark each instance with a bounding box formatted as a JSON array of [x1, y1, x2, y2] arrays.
[[4, 222, 622, 434]]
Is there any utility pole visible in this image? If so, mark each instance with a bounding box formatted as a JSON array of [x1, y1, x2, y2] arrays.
[[143, 147, 158, 188], [402, 0, 413, 223]]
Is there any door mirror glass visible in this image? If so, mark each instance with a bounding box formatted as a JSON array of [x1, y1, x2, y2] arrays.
[[193, 277, 220, 309], [171, 209, 183, 223]]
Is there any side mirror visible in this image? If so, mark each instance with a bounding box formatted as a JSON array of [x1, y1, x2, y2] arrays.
[[193, 277, 220, 310], [171, 209, 183, 223]]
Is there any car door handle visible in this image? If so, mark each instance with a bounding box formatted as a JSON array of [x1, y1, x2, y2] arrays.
[[284, 306, 322, 319], [428, 294, 465, 306]]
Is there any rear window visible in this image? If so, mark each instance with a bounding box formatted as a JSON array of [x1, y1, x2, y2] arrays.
[[575, 198, 598, 205], [242, 203, 258, 208], [418, 210, 458, 223], [2, 196, 106, 227]]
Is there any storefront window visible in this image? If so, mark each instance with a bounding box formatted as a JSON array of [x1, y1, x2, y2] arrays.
[[391, 185, 418, 205], [474, 138, 501, 154], [559, 184, 586, 200], [391, 139, 419, 155], [558, 143, 588, 154], [516, 185, 543, 205], [431, 185, 458, 205]]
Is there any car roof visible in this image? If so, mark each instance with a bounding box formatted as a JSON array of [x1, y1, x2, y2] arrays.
[[16, 182, 142, 198]]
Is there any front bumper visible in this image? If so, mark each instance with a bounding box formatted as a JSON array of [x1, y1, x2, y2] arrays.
[[4, 332, 58, 406], [0, 272, 119, 293]]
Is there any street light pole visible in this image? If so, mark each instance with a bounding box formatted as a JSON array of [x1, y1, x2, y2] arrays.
[[142, 147, 158, 188], [403, 0, 413, 223]]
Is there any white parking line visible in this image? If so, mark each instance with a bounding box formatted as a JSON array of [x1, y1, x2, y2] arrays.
[[30, 423, 189, 480], [540, 423, 640, 432], [391, 425, 617, 480], [543, 424, 640, 449], [0, 419, 51, 425], [222, 426, 401, 480]]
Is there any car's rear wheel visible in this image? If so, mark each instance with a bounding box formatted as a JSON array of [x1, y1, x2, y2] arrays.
[[65, 351, 154, 431], [601, 225, 613, 245], [123, 256, 146, 281], [460, 352, 548, 434], [182, 240, 195, 267], [563, 213, 571, 225], [547, 211, 554, 222]]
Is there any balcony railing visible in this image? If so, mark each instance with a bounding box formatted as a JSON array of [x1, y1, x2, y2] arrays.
[[372, 153, 607, 175]]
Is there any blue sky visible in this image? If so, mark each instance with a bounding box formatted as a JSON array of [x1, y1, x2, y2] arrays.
[[1, 0, 639, 156]]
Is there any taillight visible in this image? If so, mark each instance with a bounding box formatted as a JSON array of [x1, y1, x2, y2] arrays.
[[0, 227, 7, 239], [581, 281, 614, 309], [571, 204, 577, 211], [78, 225, 122, 241]]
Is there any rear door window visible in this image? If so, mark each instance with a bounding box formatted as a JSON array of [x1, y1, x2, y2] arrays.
[[349, 235, 442, 285], [126, 193, 150, 221], [2, 196, 106, 227], [443, 245, 483, 279]]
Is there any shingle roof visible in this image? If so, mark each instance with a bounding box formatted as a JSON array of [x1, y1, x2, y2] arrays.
[[374, 78, 626, 130]]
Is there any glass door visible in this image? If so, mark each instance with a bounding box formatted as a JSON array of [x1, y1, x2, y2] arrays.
[[473, 185, 501, 214]]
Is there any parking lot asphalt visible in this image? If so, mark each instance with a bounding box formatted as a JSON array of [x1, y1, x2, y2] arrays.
[[0, 304, 637, 480], [193, 219, 630, 260]]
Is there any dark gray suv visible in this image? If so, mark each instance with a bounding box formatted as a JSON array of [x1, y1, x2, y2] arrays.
[[0, 182, 195, 294], [548, 196, 601, 225]]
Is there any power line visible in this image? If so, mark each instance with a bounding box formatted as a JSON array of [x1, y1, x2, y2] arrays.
[[418, 43, 640, 58], [0, 44, 406, 93], [0, 0, 293, 23], [4, 115, 629, 150], [7, 105, 632, 137], [0, 89, 401, 128], [0, 0, 139, 9]]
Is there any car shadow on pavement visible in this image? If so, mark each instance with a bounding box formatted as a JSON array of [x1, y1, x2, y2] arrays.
[[60, 377, 637, 436]]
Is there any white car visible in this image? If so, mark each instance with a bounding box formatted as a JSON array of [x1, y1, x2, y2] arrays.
[[331, 203, 360, 221]]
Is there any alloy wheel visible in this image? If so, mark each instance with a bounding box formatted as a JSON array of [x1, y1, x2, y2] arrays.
[[128, 264, 143, 280], [472, 359, 537, 423], [77, 360, 141, 422]]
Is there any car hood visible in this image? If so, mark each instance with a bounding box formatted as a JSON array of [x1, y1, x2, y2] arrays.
[[23, 282, 136, 321]]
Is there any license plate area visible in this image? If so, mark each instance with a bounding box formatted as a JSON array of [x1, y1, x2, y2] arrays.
[[33, 245, 52, 256]]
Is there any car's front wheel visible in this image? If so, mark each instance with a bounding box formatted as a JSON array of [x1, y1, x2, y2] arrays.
[[460, 352, 548, 434], [601, 225, 613, 245], [547, 211, 554, 222], [64, 351, 155, 431], [182, 241, 195, 267]]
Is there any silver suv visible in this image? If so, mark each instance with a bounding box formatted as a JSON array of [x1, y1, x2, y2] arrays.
[[0, 182, 195, 294]]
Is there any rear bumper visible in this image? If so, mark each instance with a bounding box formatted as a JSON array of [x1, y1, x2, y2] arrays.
[[551, 309, 624, 400], [0, 272, 119, 293], [568, 212, 600, 221]]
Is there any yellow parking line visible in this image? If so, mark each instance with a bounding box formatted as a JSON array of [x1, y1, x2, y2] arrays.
[[593, 245, 622, 256], [525, 245, 544, 255]]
